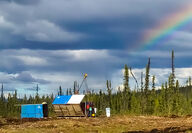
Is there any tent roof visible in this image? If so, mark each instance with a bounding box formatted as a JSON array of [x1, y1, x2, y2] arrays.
[[52, 95, 85, 105]]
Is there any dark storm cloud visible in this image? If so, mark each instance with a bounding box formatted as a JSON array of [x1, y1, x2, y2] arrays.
[[0, 0, 190, 50], [0, 49, 191, 76], [14, 72, 49, 84]]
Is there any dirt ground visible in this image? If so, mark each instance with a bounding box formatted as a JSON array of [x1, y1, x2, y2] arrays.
[[1, 115, 192, 133]]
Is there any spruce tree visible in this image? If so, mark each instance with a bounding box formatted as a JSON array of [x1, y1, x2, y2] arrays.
[[152, 76, 155, 91], [188, 77, 192, 99], [66, 88, 69, 95], [1, 84, 4, 101], [174, 80, 180, 115], [140, 72, 145, 114], [151, 75, 156, 114], [145, 58, 150, 94], [189, 77, 192, 87], [170, 50, 175, 92], [141, 72, 144, 92], [158, 84, 166, 115], [36, 84, 39, 97], [144, 58, 151, 114], [130, 91, 140, 114], [106, 80, 112, 108], [69, 88, 72, 95], [59, 86, 62, 95], [171, 50, 175, 83], [124, 64, 129, 92]]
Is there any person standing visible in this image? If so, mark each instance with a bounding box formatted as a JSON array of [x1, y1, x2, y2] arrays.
[[88, 106, 92, 117]]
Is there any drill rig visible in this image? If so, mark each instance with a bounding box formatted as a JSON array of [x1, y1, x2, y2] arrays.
[[75, 73, 89, 94]]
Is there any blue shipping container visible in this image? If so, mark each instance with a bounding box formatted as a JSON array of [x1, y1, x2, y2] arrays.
[[21, 104, 43, 118]]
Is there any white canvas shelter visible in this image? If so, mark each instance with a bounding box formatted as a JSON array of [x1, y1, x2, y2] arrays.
[[67, 95, 85, 104]]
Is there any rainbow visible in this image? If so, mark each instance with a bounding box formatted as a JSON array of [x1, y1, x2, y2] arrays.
[[140, 4, 192, 50]]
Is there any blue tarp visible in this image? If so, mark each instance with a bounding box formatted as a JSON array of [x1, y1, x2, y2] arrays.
[[21, 104, 43, 118], [52, 95, 72, 104]]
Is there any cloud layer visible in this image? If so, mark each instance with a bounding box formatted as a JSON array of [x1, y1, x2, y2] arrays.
[[0, 0, 192, 96]]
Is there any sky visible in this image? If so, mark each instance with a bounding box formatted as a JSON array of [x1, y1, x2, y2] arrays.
[[1, 0, 192, 97]]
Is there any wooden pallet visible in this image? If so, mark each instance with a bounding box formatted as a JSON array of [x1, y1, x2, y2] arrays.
[[53, 104, 85, 117]]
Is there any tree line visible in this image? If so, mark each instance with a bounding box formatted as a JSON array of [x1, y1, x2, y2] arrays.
[[86, 50, 192, 116], [0, 50, 192, 117]]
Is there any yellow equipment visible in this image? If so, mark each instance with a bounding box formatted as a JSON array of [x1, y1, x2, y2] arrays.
[[84, 73, 88, 79]]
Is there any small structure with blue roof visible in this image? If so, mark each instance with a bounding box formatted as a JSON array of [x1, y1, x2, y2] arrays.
[[52, 95, 85, 117], [21, 102, 48, 119]]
